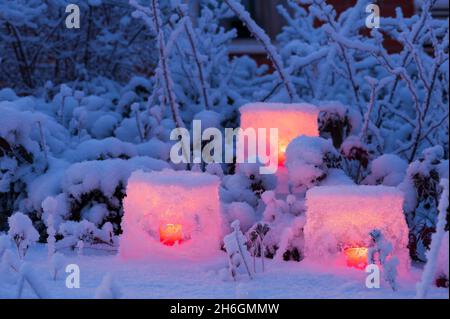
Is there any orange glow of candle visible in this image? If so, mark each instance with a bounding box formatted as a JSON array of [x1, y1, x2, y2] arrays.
[[278, 142, 288, 166], [159, 223, 183, 246], [344, 247, 368, 269]]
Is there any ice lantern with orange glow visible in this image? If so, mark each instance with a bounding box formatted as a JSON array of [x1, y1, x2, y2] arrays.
[[119, 169, 222, 258], [304, 185, 410, 271], [239, 103, 319, 166]]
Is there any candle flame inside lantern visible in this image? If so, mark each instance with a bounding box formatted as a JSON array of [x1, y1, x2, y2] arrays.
[[159, 223, 183, 246], [278, 142, 288, 166], [344, 247, 368, 269]]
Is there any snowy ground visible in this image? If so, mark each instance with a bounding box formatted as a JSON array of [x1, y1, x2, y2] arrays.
[[1, 244, 448, 299]]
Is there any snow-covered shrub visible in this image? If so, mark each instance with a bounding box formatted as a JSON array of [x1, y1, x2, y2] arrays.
[[363, 154, 408, 187], [399, 146, 449, 262], [55, 157, 169, 242], [0, 100, 67, 234], [340, 136, 371, 183], [223, 220, 252, 280], [318, 102, 362, 148], [42, 196, 57, 256], [58, 220, 115, 251], [0, 103, 40, 231], [257, 191, 305, 260], [224, 202, 257, 234], [247, 222, 270, 272], [276, 0, 448, 162], [275, 215, 307, 262], [285, 136, 341, 194], [8, 212, 39, 259], [63, 138, 138, 162], [368, 229, 399, 291], [416, 178, 449, 297], [220, 162, 277, 210]]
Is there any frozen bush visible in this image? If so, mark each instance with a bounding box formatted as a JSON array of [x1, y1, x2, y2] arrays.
[[363, 154, 408, 186], [318, 102, 362, 148], [8, 212, 39, 259], [225, 202, 257, 234], [399, 146, 449, 262], [221, 162, 277, 210], [417, 179, 449, 297], [247, 222, 270, 272], [258, 191, 305, 260], [368, 229, 399, 291], [223, 220, 253, 280], [275, 215, 306, 262], [340, 136, 370, 183], [285, 136, 341, 194]]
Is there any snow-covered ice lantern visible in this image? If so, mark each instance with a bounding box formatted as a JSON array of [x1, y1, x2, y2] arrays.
[[120, 169, 222, 258], [239, 103, 319, 165], [305, 185, 410, 270]]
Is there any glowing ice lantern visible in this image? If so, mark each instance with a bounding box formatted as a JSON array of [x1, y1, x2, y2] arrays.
[[304, 185, 410, 271], [239, 103, 319, 166], [119, 169, 222, 258]]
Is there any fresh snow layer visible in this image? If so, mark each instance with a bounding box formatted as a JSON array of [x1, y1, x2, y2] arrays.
[[240, 102, 318, 114], [0, 244, 447, 299]]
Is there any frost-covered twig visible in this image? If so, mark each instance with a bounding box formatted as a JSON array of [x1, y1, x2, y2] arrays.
[[132, 103, 145, 142], [37, 120, 48, 165], [223, 0, 299, 102], [130, 0, 185, 129], [177, 6, 211, 110]]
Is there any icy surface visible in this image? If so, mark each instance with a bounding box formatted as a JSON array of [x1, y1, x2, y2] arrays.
[[0, 244, 447, 299]]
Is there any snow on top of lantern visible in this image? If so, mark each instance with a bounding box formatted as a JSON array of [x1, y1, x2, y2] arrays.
[[306, 184, 404, 198], [128, 168, 220, 188], [304, 185, 410, 270], [240, 102, 318, 114]]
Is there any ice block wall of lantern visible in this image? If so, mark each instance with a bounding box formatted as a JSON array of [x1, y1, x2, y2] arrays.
[[304, 185, 410, 271], [119, 169, 222, 259], [239, 103, 319, 166]]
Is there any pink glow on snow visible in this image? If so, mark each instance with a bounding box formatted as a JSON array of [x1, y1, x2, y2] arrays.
[[305, 185, 410, 272], [240, 103, 319, 167], [119, 169, 222, 259]]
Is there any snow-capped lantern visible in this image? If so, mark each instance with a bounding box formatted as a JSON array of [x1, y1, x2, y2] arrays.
[[119, 170, 222, 258], [239, 103, 319, 165], [304, 185, 410, 270]]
